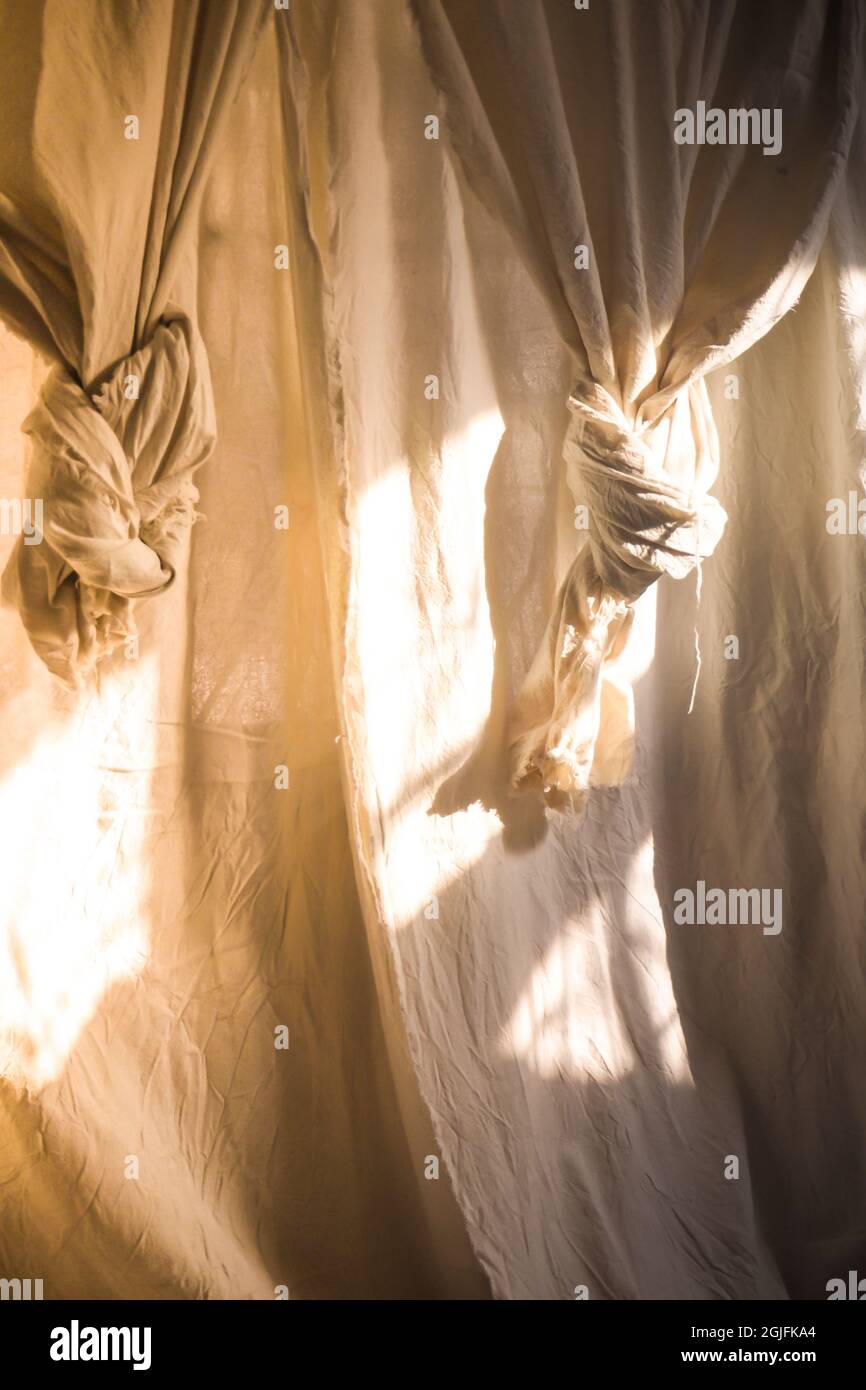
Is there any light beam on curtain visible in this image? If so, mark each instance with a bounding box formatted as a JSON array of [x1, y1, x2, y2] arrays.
[[412, 0, 861, 812]]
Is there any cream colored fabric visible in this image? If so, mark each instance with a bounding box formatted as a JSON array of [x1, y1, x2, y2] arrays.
[[286, 0, 866, 1299], [0, 11, 486, 1301], [4, 316, 213, 682], [2, 0, 865, 1306], [0, 0, 268, 685], [414, 0, 861, 811]]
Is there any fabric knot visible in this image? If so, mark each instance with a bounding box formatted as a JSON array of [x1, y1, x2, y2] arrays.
[[564, 376, 726, 598], [509, 375, 727, 812], [1, 314, 215, 686]]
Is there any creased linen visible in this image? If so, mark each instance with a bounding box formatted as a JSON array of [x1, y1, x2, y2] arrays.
[[413, 0, 861, 809], [0, 14, 486, 1301], [3, 314, 214, 681], [2, 0, 865, 1307], [0, 0, 268, 685], [284, 0, 866, 1300], [513, 375, 727, 805]]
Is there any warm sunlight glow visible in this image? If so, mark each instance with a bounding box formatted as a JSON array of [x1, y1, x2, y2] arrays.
[[357, 407, 506, 925], [503, 834, 693, 1084], [0, 660, 158, 1088]]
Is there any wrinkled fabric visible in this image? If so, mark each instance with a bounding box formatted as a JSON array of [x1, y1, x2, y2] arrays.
[[0, 14, 486, 1301], [513, 376, 727, 805], [3, 315, 214, 681], [285, 0, 866, 1299], [2, 0, 866, 1307], [0, 0, 268, 684], [413, 0, 861, 809]]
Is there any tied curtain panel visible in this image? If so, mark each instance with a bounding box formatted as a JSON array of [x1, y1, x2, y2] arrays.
[[412, 0, 861, 810], [0, 0, 863, 1303], [0, 1, 482, 1301], [283, 0, 866, 1302], [0, 0, 269, 685]]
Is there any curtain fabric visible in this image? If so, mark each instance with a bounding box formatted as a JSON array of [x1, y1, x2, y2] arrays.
[[0, 0, 268, 684], [0, 11, 486, 1300], [2, 0, 866, 1305], [284, 0, 866, 1300], [413, 0, 861, 811]]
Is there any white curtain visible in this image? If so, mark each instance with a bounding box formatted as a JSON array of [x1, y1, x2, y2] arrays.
[[2, 0, 865, 1302], [284, 0, 866, 1298], [412, 0, 860, 810]]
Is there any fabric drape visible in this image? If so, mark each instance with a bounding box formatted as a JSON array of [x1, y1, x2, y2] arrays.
[[283, 0, 866, 1301], [2, 0, 865, 1306], [413, 0, 861, 811], [0, 0, 268, 684], [0, 11, 487, 1300]]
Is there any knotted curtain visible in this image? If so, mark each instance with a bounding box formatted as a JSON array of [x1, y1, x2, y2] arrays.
[[0, 0, 269, 684], [413, 0, 861, 809]]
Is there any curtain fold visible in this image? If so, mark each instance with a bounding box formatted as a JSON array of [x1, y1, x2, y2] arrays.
[[0, 0, 269, 685], [2, 0, 864, 1305], [1, 9, 489, 1300], [279, 0, 866, 1301], [412, 0, 861, 811]]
